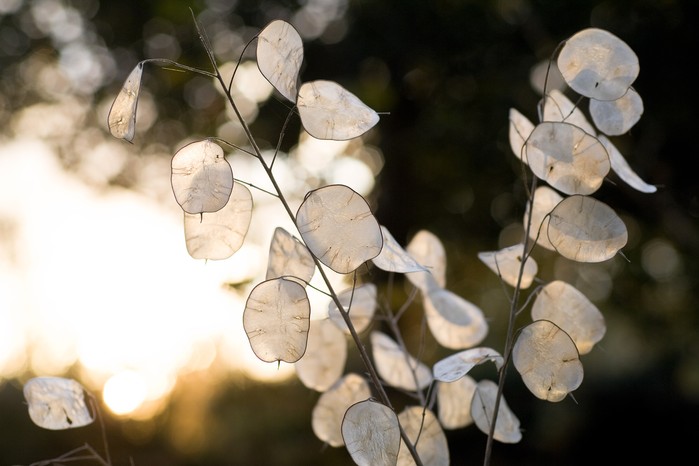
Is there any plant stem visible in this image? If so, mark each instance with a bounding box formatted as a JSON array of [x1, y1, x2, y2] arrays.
[[483, 174, 538, 466], [203, 37, 424, 466]]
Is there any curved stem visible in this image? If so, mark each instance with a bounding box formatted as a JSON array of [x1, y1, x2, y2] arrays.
[[190, 12, 424, 466], [28, 443, 108, 466], [483, 174, 538, 466], [382, 304, 427, 407]]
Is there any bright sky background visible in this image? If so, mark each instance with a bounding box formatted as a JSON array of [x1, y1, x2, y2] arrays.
[[0, 135, 293, 415], [0, 87, 379, 420], [0, 0, 379, 419]]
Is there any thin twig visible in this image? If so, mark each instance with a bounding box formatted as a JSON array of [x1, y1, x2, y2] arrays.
[[189, 11, 424, 466], [483, 170, 539, 466]]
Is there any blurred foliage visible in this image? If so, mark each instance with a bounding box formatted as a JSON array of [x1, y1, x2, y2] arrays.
[[1, 0, 698, 464]]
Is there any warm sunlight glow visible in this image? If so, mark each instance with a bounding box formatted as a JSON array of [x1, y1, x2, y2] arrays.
[[0, 266, 27, 378], [218, 60, 274, 104], [103, 371, 148, 415], [0, 137, 297, 415], [292, 132, 377, 195]]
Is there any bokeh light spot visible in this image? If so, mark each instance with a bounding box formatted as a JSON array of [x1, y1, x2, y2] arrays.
[[103, 371, 148, 415]]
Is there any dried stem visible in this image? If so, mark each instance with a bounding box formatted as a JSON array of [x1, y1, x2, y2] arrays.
[[190, 11, 424, 466]]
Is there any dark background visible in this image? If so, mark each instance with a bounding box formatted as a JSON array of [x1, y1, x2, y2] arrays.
[[1, 0, 697, 464]]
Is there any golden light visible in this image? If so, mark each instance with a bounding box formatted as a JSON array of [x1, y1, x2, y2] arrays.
[[0, 13, 381, 418], [103, 371, 148, 416], [0, 136, 296, 414]]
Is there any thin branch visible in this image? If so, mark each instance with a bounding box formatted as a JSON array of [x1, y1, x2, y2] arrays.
[[91, 394, 111, 465], [483, 173, 539, 466], [382, 303, 428, 407], [271, 105, 299, 170], [28, 443, 108, 466], [142, 58, 216, 78], [393, 285, 419, 321], [234, 177, 279, 198], [516, 283, 545, 317], [209, 137, 257, 157], [189, 12, 424, 466], [227, 34, 258, 94]]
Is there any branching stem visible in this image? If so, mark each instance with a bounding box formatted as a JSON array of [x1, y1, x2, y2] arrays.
[[190, 12, 424, 466], [483, 174, 539, 466]]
